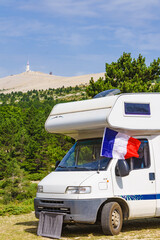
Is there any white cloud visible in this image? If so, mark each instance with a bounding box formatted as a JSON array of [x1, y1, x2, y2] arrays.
[[115, 28, 136, 45], [139, 33, 160, 51], [59, 33, 91, 46], [0, 15, 94, 47], [16, 0, 98, 17], [1, 0, 160, 23], [0, 0, 14, 6], [0, 17, 56, 38], [22, 0, 160, 24], [1, 0, 159, 40], [100, 0, 160, 16], [114, 27, 160, 52]]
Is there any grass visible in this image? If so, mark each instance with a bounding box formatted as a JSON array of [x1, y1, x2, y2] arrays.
[[1, 213, 160, 240]]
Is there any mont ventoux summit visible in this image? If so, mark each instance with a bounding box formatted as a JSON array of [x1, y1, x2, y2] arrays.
[[0, 62, 105, 94]]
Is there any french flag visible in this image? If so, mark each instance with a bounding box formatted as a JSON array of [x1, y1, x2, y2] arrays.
[[101, 128, 141, 159]]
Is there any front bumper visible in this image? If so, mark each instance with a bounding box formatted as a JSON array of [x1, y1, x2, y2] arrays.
[[34, 197, 106, 224]]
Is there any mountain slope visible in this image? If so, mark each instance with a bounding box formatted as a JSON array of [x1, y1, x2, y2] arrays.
[[0, 71, 105, 93]]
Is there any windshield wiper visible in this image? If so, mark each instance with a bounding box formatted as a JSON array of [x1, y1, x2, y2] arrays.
[[73, 166, 92, 170], [58, 165, 92, 170], [58, 166, 67, 168]]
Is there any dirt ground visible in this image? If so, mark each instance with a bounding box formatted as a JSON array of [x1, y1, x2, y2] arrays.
[[1, 212, 160, 240]]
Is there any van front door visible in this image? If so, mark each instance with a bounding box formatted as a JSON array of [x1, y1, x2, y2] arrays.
[[111, 138, 156, 219]]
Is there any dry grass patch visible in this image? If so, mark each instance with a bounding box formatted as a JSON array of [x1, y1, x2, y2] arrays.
[[1, 212, 160, 240]]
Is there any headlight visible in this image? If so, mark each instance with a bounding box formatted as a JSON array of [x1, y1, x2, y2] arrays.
[[66, 186, 91, 194], [37, 185, 43, 193]]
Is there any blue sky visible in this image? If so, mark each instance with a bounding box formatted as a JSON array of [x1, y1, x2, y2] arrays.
[[0, 0, 160, 78]]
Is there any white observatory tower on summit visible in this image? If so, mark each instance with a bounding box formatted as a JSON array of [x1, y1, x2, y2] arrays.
[[26, 60, 30, 72]]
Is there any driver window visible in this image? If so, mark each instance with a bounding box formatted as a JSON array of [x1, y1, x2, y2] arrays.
[[77, 145, 93, 165]]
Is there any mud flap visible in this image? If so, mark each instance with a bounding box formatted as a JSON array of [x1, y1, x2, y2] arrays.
[[37, 211, 66, 239]]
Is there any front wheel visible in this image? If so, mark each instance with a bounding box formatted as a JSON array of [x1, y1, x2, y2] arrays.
[[101, 202, 123, 235]]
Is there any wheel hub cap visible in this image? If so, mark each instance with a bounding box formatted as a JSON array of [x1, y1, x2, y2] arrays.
[[112, 210, 120, 228]]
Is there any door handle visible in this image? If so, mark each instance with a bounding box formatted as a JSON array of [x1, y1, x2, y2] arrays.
[[149, 172, 155, 181]]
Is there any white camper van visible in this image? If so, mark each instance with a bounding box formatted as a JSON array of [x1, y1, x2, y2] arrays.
[[34, 91, 160, 235]]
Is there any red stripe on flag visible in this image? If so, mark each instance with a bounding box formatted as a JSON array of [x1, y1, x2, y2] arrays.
[[124, 137, 141, 159]]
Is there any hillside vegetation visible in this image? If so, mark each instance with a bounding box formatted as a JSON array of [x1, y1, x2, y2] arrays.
[[0, 85, 88, 215], [0, 86, 87, 178]]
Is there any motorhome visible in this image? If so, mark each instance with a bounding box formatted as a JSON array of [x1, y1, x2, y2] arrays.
[[34, 91, 160, 235]]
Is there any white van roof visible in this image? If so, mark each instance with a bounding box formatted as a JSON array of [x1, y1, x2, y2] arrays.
[[45, 93, 160, 139]]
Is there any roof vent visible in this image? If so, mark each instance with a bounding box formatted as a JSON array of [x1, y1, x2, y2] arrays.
[[93, 89, 120, 99]]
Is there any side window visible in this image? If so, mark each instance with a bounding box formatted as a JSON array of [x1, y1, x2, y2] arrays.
[[124, 103, 151, 115], [125, 139, 150, 170]]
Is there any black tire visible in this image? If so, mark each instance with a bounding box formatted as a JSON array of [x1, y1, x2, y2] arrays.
[[101, 202, 123, 235]]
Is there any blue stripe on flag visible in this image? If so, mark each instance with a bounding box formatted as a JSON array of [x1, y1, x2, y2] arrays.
[[101, 128, 118, 158]]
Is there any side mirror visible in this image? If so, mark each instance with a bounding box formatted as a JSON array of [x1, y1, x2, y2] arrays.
[[55, 160, 60, 169], [116, 159, 129, 177]]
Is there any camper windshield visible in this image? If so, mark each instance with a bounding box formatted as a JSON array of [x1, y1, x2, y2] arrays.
[[56, 138, 111, 171]]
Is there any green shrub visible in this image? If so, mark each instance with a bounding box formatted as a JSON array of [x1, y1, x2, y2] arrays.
[[26, 172, 47, 181], [2, 159, 38, 204], [0, 189, 4, 195], [0, 180, 5, 188], [0, 199, 34, 216], [3, 180, 37, 204]]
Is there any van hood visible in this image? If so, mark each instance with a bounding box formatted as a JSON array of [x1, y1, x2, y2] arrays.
[[39, 171, 96, 194]]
